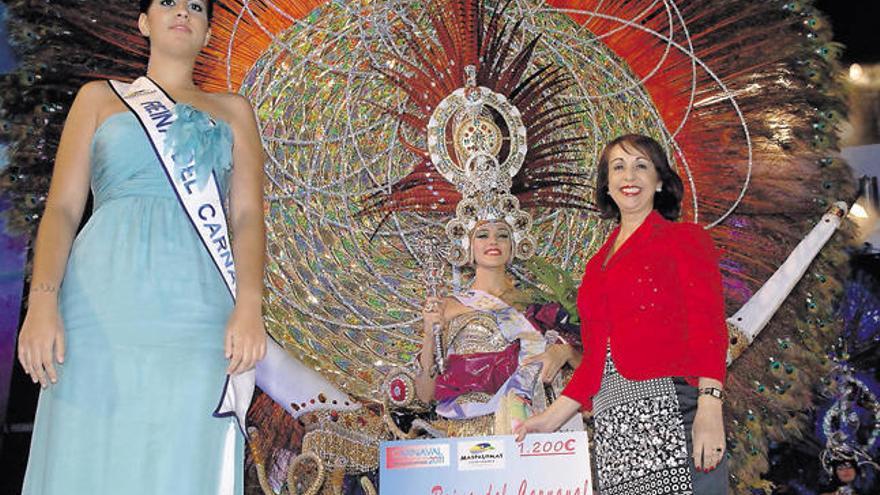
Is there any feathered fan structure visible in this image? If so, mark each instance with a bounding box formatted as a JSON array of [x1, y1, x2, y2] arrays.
[[360, 0, 595, 217], [0, 0, 856, 491]]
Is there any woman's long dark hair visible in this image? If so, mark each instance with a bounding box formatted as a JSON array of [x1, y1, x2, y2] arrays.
[[595, 134, 684, 221], [139, 0, 215, 21]]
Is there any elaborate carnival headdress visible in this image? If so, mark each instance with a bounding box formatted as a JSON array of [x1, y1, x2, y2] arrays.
[[362, 0, 593, 266], [433, 65, 537, 265], [816, 362, 880, 478], [821, 439, 878, 476]]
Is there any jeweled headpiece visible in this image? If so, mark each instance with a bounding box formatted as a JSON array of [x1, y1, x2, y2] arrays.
[[431, 66, 536, 266], [361, 0, 593, 265], [820, 438, 878, 475]]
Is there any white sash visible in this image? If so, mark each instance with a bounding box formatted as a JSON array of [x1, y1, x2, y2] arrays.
[[108, 76, 254, 435]]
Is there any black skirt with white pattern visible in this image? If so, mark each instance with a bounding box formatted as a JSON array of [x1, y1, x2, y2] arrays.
[[592, 351, 728, 495]]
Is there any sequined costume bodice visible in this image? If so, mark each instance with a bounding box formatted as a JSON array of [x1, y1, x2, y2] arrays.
[[445, 311, 508, 356], [436, 310, 514, 437], [430, 290, 548, 436]]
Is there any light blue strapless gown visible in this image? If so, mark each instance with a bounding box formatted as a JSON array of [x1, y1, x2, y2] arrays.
[[23, 107, 244, 494]]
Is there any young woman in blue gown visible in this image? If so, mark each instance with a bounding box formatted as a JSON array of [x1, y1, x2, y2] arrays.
[[17, 1, 267, 493]]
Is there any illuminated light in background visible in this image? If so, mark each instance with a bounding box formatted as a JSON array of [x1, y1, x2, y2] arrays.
[[850, 203, 869, 219], [849, 63, 864, 82]]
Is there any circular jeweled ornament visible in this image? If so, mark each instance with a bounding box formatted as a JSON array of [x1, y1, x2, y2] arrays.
[[427, 86, 527, 190], [454, 115, 503, 159], [382, 370, 416, 408]]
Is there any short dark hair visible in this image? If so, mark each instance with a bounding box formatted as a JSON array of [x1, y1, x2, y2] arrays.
[[595, 134, 684, 221], [139, 0, 214, 21]]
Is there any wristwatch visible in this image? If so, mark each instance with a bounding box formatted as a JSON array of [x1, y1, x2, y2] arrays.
[[698, 387, 725, 401]]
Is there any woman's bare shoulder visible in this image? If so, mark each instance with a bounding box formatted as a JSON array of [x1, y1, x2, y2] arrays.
[[71, 81, 127, 129], [205, 92, 256, 125], [444, 296, 470, 319], [78, 80, 113, 97]]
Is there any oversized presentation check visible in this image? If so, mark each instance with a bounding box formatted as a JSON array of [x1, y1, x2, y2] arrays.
[[379, 432, 593, 495]]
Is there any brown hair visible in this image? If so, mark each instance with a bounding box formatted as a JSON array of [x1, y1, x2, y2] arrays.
[[595, 134, 684, 221]]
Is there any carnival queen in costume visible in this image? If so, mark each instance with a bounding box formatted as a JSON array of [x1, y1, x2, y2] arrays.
[[411, 88, 583, 433], [362, 2, 595, 435]]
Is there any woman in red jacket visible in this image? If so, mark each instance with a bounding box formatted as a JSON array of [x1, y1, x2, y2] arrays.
[[515, 134, 729, 494]]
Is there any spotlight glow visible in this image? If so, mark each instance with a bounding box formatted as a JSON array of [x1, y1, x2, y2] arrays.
[[850, 203, 869, 219], [849, 63, 864, 82]]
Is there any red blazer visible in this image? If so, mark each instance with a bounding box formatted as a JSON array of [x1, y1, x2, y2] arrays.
[[561, 210, 728, 410]]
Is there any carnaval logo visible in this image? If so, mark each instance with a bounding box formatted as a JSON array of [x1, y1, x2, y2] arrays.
[[386, 444, 451, 470], [457, 440, 505, 471]]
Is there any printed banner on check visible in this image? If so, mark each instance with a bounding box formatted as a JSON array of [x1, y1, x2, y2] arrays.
[[379, 432, 593, 495]]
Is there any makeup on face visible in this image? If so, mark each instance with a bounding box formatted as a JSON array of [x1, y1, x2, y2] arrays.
[[156, 0, 209, 18], [606, 144, 661, 217], [835, 464, 857, 483], [471, 223, 513, 265], [141, 0, 211, 51], [149, 0, 210, 34]]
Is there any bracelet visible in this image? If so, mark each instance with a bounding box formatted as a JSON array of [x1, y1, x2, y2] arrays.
[[698, 387, 724, 401]]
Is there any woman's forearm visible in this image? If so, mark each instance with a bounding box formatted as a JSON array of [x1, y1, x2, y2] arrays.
[[697, 377, 723, 391], [696, 377, 724, 413], [414, 370, 436, 403], [27, 205, 81, 310], [541, 395, 581, 431], [414, 328, 437, 402], [230, 210, 265, 308], [567, 348, 582, 368]]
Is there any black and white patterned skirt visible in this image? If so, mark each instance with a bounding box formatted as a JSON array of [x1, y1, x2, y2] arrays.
[[592, 353, 728, 495]]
